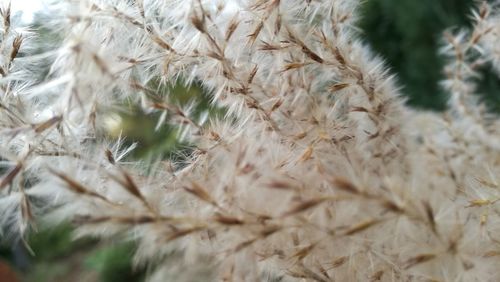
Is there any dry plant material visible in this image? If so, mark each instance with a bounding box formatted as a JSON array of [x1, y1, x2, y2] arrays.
[[281, 197, 327, 217], [403, 253, 437, 269], [32, 116, 62, 133], [50, 169, 112, 204], [213, 213, 245, 225], [343, 218, 381, 236], [0, 1, 500, 281], [183, 181, 218, 207], [0, 162, 22, 190]]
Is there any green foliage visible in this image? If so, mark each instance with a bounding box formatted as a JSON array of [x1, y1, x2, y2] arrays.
[[360, 0, 500, 111], [14, 223, 95, 282], [27, 223, 92, 260], [1, 223, 144, 282], [118, 80, 224, 160], [85, 242, 144, 282]]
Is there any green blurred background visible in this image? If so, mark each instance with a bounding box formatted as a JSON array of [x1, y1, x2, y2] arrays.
[[361, 0, 500, 111], [2, 0, 500, 281]]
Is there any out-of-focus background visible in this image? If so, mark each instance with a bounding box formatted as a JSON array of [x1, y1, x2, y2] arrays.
[[361, 0, 500, 111], [1, 0, 499, 281]]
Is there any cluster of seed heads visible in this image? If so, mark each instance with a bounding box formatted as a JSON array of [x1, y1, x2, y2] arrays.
[[1, 0, 500, 281]]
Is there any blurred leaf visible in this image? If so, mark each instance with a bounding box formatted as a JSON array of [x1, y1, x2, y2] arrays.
[[360, 0, 476, 110], [84, 242, 144, 282], [28, 223, 93, 260]]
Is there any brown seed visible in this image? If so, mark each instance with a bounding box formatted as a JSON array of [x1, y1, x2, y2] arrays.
[[0, 162, 22, 190], [270, 99, 283, 112], [50, 169, 110, 203], [247, 65, 258, 84], [382, 200, 404, 214], [120, 171, 145, 201], [299, 145, 313, 162], [166, 227, 204, 242], [248, 21, 264, 44], [344, 218, 381, 235], [234, 238, 257, 252], [10, 35, 23, 62], [282, 197, 326, 217], [267, 180, 293, 190], [281, 62, 310, 72], [316, 261, 330, 279], [403, 253, 436, 269], [214, 213, 244, 225], [225, 18, 239, 41], [190, 14, 206, 33], [328, 83, 350, 92], [0, 3, 11, 33], [207, 51, 224, 61], [258, 41, 281, 51], [331, 177, 359, 194], [294, 132, 307, 140], [301, 45, 324, 64], [209, 131, 221, 141], [105, 149, 115, 164], [479, 2, 489, 19], [92, 53, 110, 74], [351, 106, 369, 113], [260, 225, 281, 237], [422, 201, 438, 235], [274, 13, 282, 34], [334, 47, 346, 65], [115, 215, 158, 224], [292, 243, 317, 260], [33, 116, 62, 133], [74, 215, 161, 225], [331, 256, 347, 268], [184, 181, 218, 207]]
